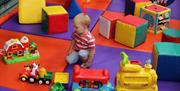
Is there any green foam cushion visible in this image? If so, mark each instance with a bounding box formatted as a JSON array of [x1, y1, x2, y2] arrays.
[[163, 28, 180, 38], [155, 42, 180, 56]]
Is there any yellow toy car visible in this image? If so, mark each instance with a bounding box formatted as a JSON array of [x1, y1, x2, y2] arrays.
[[116, 52, 158, 91]]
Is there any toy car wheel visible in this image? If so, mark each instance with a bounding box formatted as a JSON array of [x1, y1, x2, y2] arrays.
[[20, 76, 27, 82], [38, 78, 44, 85], [28, 76, 36, 83], [45, 79, 51, 85]]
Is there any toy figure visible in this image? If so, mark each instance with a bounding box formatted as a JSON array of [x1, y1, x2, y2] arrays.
[[66, 13, 95, 68], [30, 63, 39, 76]]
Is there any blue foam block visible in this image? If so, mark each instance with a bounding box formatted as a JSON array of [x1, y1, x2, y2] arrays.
[[67, 0, 82, 19], [154, 42, 180, 81], [157, 55, 180, 81]]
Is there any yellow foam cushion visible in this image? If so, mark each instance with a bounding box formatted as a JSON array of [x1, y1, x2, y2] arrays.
[[43, 6, 68, 15], [134, 1, 152, 17], [115, 21, 136, 48], [18, 0, 45, 24], [54, 72, 69, 84]]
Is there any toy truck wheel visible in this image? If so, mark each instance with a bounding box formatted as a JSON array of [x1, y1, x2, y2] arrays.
[[38, 78, 44, 85], [28, 76, 36, 83], [45, 79, 51, 85], [20, 76, 27, 82]]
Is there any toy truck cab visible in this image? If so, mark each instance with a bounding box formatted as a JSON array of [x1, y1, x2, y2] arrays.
[[116, 52, 158, 91], [72, 65, 114, 91]]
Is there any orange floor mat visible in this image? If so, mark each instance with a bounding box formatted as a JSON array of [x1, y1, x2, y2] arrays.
[[0, 8, 17, 25], [47, 0, 111, 11], [46, 0, 65, 4], [169, 19, 180, 29], [76, 0, 111, 11], [0, 29, 70, 91]]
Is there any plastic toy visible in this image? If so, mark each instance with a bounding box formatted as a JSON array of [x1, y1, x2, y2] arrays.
[[162, 28, 180, 43], [125, 0, 151, 16], [0, 0, 18, 17], [1, 36, 40, 64], [140, 4, 171, 34], [152, 42, 180, 81], [116, 52, 158, 91], [42, 6, 68, 34], [49, 82, 65, 91], [19, 63, 53, 85], [72, 65, 114, 91], [18, 0, 45, 24], [115, 15, 148, 48], [54, 72, 69, 90], [99, 11, 124, 39], [54, 72, 69, 84]]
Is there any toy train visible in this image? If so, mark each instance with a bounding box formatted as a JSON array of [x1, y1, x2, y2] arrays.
[[72, 65, 114, 91], [19, 63, 53, 85], [116, 52, 158, 91]]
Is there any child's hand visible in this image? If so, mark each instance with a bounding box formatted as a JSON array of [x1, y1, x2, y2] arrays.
[[81, 62, 91, 68]]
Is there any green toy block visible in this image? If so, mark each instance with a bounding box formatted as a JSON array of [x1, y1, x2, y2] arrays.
[[3, 52, 40, 64], [134, 22, 148, 47]]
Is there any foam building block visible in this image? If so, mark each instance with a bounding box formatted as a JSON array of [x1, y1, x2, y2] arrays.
[[115, 15, 148, 48], [18, 0, 45, 24], [42, 6, 68, 34], [162, 28, 180, 43], [67, 0, 82, 19], [140, 4, 171, 34], [125, 0, 151, 16], [99, 11, 124, 39], [152, 42, 180, 81]]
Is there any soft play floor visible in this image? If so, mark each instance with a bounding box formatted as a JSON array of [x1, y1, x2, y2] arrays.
[[0, 0, 180, 91]]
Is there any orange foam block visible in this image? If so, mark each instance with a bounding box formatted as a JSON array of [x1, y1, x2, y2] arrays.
[[77, 0, 111, 10]]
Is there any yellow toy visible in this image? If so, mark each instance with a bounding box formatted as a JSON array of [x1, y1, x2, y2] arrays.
[[54, 72, 69, 84], [18, 0, 46, 24], [116, 52, 158, 91]]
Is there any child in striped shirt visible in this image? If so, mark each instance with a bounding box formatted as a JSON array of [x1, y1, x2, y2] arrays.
[[66, 13, 96, 68]]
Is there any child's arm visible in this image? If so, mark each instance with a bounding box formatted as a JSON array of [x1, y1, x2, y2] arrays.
[[87, 47, 95, 64], [81, 47, 95, 68]]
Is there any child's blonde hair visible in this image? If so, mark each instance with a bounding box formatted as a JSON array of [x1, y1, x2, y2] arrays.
[[73, 13, 90, 28]]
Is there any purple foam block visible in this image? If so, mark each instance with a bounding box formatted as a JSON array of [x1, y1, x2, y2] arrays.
[[168, 0, 180, 19], [107, 0, 125, 12], [1, 9, 103, 40]]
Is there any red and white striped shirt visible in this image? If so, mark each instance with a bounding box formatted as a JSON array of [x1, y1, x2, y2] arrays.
[[72, 31, 95, 50]]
